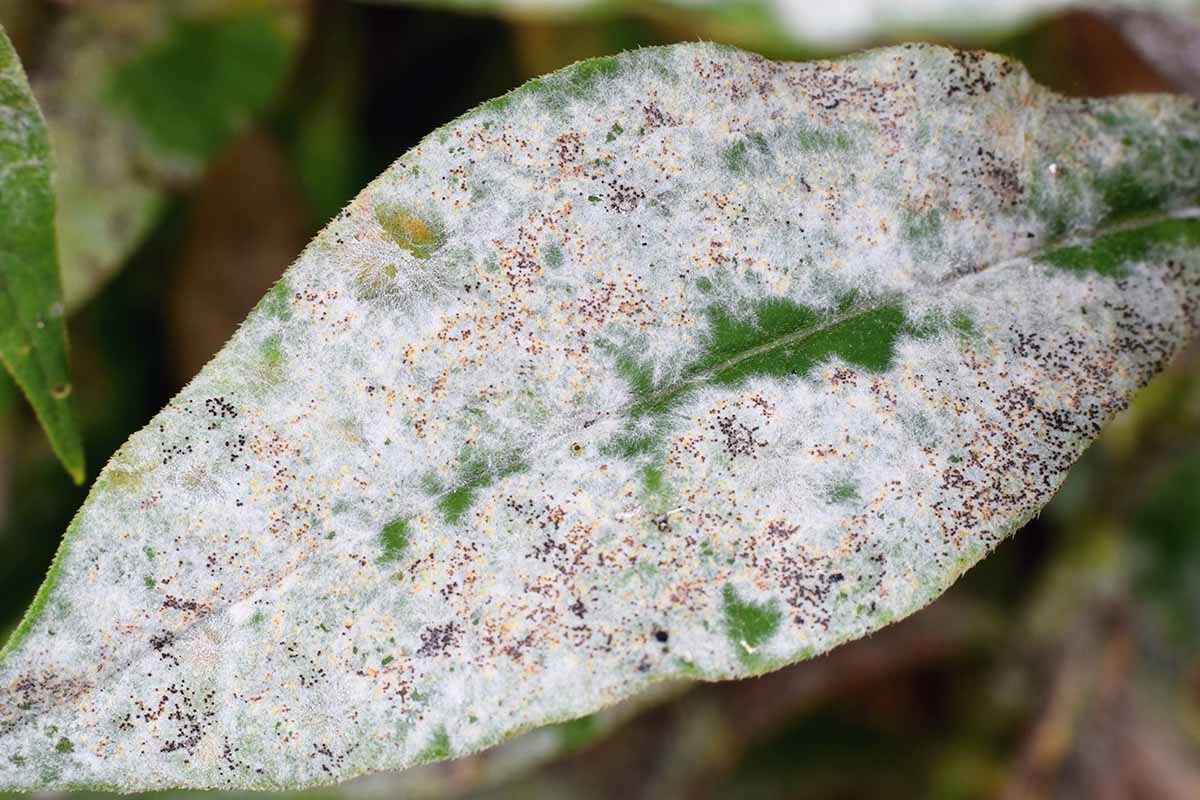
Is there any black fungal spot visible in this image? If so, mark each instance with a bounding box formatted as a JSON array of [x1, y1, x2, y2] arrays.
[[642, 99, 680, 129], [149, 631, 180, 667], [417, 622, 461, 657], [944, 49, 1006, 99], [713, 414, 766, 460], [203, 396, 239, 429], [137, 680, 219, 760], [961, 146, 1023, 208], [162, 595, 205, 614], [597, 177, 645, 214], [7, 670, 92, 720]]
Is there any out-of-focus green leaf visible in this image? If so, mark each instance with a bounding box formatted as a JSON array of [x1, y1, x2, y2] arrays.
[[1133, 454, 1200, 643], [0, 25, 83, 483], [3, 42, 1200, 790], [289, 19, 367, 226], [373, 0, 1200, 52], [35, 0, 306, 311]]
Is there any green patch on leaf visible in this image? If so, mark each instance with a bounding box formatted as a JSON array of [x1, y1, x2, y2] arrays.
[[378, 517, 411, 563], [723, 140, 750, 174], [1097, 166, 1168, 220], [477, 92, 514, 116], [476, 54, 622, 117], [376, 206, 445, 259], [260, 279, 292, 321], [642, 464, 664, 494], [603, 431, 662, 460], [625, 297, 917, 418], [901, 207, 943, 259], [543, 243, 564, 269], [952, 312, 977, 337], [436, 453, 527, 524], [439, 487, 474, 523], [54, 737, 73, 754], [259, 334, 284, 384], [639, 463, 675, 514], [569, 55, 620, 93], [1040, 217, 1200, 277], [792, 126, 852, 152], [417, 727, 451, 762], [722, 583, 781, 666], [1089, 126, 1200, 222], [830, 482, 859, 503], [708, 301, 908, 379], [722, 133, 769, 174], [610, 346, 655, 398]]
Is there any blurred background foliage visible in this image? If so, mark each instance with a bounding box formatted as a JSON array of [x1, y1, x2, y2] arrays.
[[2, 0, 1200, 797]]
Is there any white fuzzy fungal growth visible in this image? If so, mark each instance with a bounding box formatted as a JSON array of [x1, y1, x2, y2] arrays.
[[3, 42, 1200, 790]]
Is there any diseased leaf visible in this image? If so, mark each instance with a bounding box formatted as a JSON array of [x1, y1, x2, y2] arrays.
[[3, 42, 1200, 790], [0, 679, 673, 800], [33, 0, 305, 310], [0, 26, 83, 483]]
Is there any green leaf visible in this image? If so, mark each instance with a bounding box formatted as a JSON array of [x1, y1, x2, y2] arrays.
[[3, 42, 1200, 790], [0, 26, 83, 484], [34, 0, 305, 311], [379, 0, 1196, 51]]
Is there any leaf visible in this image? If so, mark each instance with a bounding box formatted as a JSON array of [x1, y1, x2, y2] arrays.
[[3, 42, 1200, 790], [33, 0, 306, 311], [27, 683, 677, 800], [0, 26, 84, 483], [378, 0, 1197, 51]]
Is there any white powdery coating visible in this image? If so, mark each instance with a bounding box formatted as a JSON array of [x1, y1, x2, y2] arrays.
[[2, 43, 1200, 790]]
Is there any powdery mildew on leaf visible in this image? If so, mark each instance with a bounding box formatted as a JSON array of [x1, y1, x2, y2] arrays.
[[3, 42, 1200, 790]]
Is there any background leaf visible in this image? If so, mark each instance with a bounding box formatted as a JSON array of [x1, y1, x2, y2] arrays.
[[3, 40, 1200, 792], [0, 25, 83, 483], [371, 0, 1200, 52], [31, 0, 307, 311]]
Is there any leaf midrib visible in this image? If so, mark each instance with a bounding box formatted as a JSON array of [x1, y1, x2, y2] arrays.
[[628, 295, 890, 417], [628, 205, 1200, 423]]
